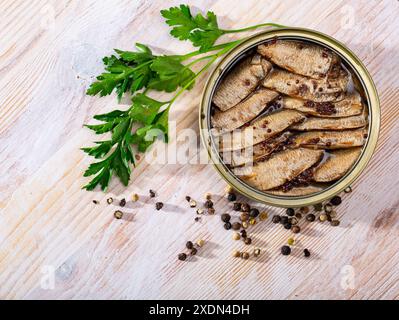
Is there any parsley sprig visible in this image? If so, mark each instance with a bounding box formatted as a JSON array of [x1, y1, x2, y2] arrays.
[[82, 4, 285, 191]]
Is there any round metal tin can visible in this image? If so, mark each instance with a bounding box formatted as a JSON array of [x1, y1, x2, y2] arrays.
[[199, 28, 380, 207]]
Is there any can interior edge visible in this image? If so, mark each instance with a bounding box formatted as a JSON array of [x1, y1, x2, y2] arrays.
[[199, 28, 380, 207]]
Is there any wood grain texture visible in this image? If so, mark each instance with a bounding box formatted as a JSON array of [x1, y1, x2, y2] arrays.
[[0, 0, 398, 300]]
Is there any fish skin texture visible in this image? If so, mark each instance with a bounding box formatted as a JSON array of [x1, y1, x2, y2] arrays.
[[268, 185, 323, 196], [262, 69, 348, 102], [212, 55, 273, 111], [219, 109, 305, 151], [257, 40, 339, 79], [233, 148, 323, 190], [211, 88, 278, 134], [313, 147, 362, 182]]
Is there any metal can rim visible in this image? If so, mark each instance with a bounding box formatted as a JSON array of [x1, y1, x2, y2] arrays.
[[199, 27, 380, 207]]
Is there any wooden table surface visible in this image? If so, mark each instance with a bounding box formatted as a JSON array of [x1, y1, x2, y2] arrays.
[[1, 0, 398, 300]]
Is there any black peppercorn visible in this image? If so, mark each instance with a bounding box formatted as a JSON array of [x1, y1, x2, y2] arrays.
[[178, 253, 187, 261], [92, 200, 99, 204], [232, 222, 241, 230], [224, 222, 232, 230], [272, 215, 281, 223], [233, 202, 241, 211], [185, 196, 191, 202], [241, 203, 250, 212], [306, 214, 316, 222], [204, 200, 213, 208], [304, 249, 311, 257], [244, 237, 252, 245], [280, 216, 289, 225], [240, 230, 247, 238], [286, 208, 295, 216], [149, 189, 156, 198], [186, 241, 193, 249], [330, 196, 342, 206], [119, 198, 126, 207], [281, 246, 291, 255], [284, 222, 292, 230], [249, 208, 260, 218], [155, 202, 163, 210], [190, 248, 198, 256], [221, 213, 231, 223], [227, 193, 237, 201]]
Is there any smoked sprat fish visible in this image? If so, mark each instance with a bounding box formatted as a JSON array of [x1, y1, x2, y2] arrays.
[[212, 55, 272, 111], [293, 129, 367, 149], [262, 68, 349, 102], [219, 109, 305, 151], [313, 147, 362, 182], [257, 40, 340, 79], [268, 185, 324, 196], [211, 88, 278, 134], [233, 148, 324, 190], [281, 92, 363, 117]]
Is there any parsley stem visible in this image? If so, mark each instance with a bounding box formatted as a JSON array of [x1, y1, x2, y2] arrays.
[[179, 40, 243, 60], [220, 22, 287, 34]]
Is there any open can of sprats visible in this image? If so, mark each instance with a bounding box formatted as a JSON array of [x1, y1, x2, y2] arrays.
[[200, 28, 380, 207]]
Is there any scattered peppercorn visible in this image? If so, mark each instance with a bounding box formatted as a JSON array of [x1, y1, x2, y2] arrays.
[[189, 200, 197, 208], [249, 218, 257, 225], [232, 222, 241, 230], [185, 196, 191, 202], [233, 202, 242, 211], [295, 212, 302, 219], [196, 239, 205, 247], [196, 208, 204, 215], [224, 222, 232, 230], [204, 200, 213, 208], [303, 249, 311, 257], [281, 246, 291, 255], [149, 189, 156, 198], [240, 212, 249, 222], [281, 216, 289, 225], [155, 202, 163, 210], [225, 185, 234, 194], [227, 193, 237, 201], [232, 232, 241, 240], [119, 198, 126, 207], [286, 208, 295, 216], [331, 220, 340, 227], [186, 241, 193, 249], [107, 197, 113, 204], [92, 200, 99, 204], [131, 193, 139, 202], [114, 210, 123, 219], [233, 250, 241, 258], [300, 206, 309, 214], [344, 186, 352, 193], [326, 214, 332, 222], [272, 215, 281, 223], [241, 203, 250, 212], [205, 192, 212, 200], [330, 196, 342, 206], [249, 208, 260, 218], [259, 212, 268, 221], [242, 221, 249, 229], [284, 222, 292, 230], [241, 252, 250, 260], [207, 207, 215, 215], [190, 248, 198, 256], [178, 253, 187, 261], [194, 217, 201, 222], [324, 203, 333, 213], [221, 213, 231, 223], [240, 230, 247, 238], [244, 237, 252, 245], [329, 210, 337, 218], [287, 238, 295, 246], [319, 214, 328, 222], [292, 225, 301, 233], [253, 248, 261, 257], [306, 214, 316, 222], [290, 217, 299, 225], [314, 203, 323, 211]]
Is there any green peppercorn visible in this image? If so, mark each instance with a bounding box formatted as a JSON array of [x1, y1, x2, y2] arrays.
[[281, 246, 291, 255], [287, 238, 295, 246], [286, 208, 295, 216], [306, 214, 316, 222], [272, 215, 281, 223], [221, 213, 231, 223]]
